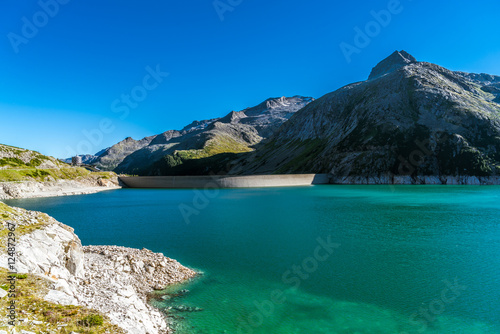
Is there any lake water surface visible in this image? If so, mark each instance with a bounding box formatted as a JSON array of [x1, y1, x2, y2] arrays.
[[5, 185, 500, 333]]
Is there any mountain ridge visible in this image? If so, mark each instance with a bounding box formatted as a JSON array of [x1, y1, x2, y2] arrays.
[[227, 51, 500, 183], [77, 96, 314, 174], [69, 51, 500, 183]]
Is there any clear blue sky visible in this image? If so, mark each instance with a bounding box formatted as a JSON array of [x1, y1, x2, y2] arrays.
[[1, 0, 500, 158]]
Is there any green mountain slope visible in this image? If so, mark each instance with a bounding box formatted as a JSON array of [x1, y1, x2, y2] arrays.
[[0, 144, 114, 182]]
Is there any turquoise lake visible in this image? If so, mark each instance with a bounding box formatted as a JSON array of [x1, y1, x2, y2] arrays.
[[5, 185, 500, 333]]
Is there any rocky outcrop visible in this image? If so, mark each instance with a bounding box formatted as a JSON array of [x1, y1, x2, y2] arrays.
[[0, 176, 120, 200], [94, 136, 157, 171], [0, 204, 196, 334], [0, 204, 84, 281], [0, 144, 64, 170]]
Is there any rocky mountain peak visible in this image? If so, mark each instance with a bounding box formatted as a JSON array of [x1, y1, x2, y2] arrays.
[[241, 96, 313, 117], [220, 110, 247, 124], [368, 50, 418, 80], [266, 96, 290, 109]]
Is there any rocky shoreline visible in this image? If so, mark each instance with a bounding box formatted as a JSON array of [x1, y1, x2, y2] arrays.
[[0, 177, 121, 200], [329, 174, 500, 185], [0, 203, 196, 333], [75, 246, 197, 334]]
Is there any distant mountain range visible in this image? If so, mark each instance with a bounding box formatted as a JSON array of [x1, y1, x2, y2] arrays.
[[68, 96, 314, 175], [69, 51, 500, 183]]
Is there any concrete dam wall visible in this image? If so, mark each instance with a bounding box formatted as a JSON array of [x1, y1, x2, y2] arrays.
[[119, 174, 330, 189]]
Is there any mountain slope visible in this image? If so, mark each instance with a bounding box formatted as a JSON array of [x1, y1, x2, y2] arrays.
[[88, 96, 313, 175], [0, 144, 65, 169], [0, 144, 119, 198], [231, 51, 500, 183], [94, 136, 156, 170]]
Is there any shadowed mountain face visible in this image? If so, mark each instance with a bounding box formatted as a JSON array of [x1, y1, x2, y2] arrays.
[[87, 96, 313, 174], [230, 51, 500, 179]]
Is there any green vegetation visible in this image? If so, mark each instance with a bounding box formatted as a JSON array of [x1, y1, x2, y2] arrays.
[[0, 268, 125, 333], [171, 134, 253, 162], [79, 314, 104, 327], [0, 157, 25, 167], [0, 167, 115, 182], [144, 134, 253, 176], [204, 135, 253, 156], [9, 273, 28, 279], [0, 144, 66, 169], [0, 157, 45, 168], [0, 143, 117, 182]]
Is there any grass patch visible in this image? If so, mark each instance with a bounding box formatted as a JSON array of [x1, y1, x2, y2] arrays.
[[204, 135, 253, 156], [0, 167, 115, 182], [172, 135, 253, 162], [143, 134, 254, 176], [79, 314, 104, 327], [0, 268, 125, 333], [9, 273, 28, 279], [0, 157, 26, 168]]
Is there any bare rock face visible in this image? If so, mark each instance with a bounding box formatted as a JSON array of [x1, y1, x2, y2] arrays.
[[65, 240, 85, 277], [0, 206, 84, 280], [94, 136, 157, 170]]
